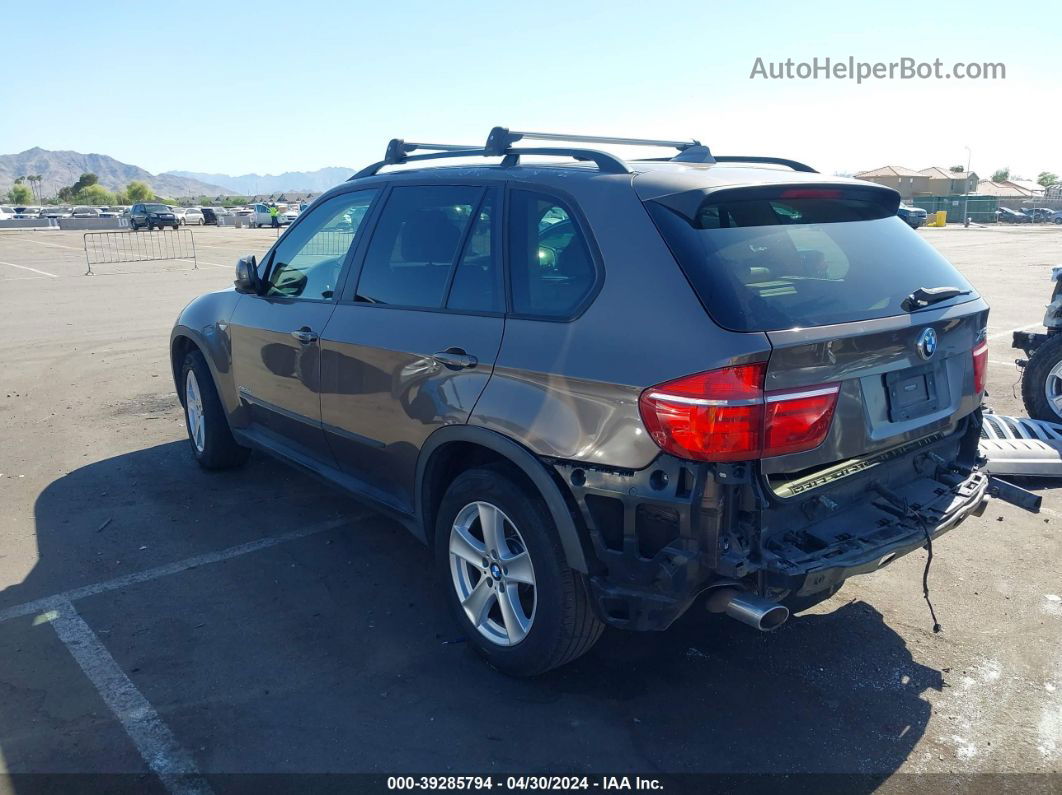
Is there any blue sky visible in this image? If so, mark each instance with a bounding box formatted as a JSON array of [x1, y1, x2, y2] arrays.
[[2, 0, 1059, 180]]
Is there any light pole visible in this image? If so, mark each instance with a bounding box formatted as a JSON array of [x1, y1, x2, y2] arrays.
[[963, 146, 972, 227]]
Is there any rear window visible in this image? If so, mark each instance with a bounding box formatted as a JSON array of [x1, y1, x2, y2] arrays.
[[647, 190, 977, 332]]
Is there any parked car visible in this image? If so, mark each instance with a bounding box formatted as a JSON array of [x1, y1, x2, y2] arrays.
[[897, 204, 928, 229], [0, 206, 14, 220], [13, 206, 41, 219], [129, 202, 179, 231], [97, 208, 123, 219], [171, 128, 993, 676], [997, 207, 1032, 224], [1052, 211, 1062, 225], [1022, 207, 1055, 222], [200, 207, 231, 225], [39, 207, 72, 218], [250, 202, 294, 227], [182, 207, 205, 226], [71, 206, 101, 218]]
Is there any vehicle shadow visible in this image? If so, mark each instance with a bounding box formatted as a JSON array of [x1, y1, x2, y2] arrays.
[[0, 442, 937, 785]]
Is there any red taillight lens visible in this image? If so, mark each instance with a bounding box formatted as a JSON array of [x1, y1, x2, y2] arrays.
[[638, 363, 765, 462], [639, 364, 840, 462], [972, 340, 988, 394], [763, 386, 840, 457]]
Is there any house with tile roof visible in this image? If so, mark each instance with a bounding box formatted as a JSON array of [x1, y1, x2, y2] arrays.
[[853, 166, 929, 200], [918, 167, 979, 196]]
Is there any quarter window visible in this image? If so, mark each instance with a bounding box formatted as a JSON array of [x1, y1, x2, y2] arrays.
[[355, 185, 483, 308], [508, 190, 595, 317], [264, 190, 377, 301]]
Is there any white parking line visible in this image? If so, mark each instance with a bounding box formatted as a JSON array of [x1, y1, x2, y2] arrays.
[[45, 599, 212, 795], [988, 323, 1041, 341], [175, 258, 230, 269], [19, 237, 82, 250], [0, 259, 59, 278], [0, 515, 354, 624]]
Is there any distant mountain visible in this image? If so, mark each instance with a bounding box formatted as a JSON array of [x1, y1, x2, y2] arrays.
[[164, 167, 355, 195], [0, 148, 232, 199]]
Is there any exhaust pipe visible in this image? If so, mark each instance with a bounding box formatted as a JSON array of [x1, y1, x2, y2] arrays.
[[706, 588, 789, 632]]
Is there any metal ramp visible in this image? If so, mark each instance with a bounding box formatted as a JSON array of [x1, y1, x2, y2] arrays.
[[979, 414, 1062, 477]]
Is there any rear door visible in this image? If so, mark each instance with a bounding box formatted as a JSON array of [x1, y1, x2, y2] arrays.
[[319, 182, 504, 513], [228, 189, 379, 462]]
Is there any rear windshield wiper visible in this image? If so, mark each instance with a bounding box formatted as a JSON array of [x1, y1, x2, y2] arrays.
[[901, 285, 972, 312]]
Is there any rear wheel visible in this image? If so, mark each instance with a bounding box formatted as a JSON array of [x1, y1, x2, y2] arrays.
[[434, 466, 603, 676], [1021, 334, 1062, 421], [181, 350, 250, 470]]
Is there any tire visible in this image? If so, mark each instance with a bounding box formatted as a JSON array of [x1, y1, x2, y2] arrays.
[[434, 466, 603, 676], [180, 350, 250, 470], [1021, 334, 1062, 421], [172, 225, 179, 231]]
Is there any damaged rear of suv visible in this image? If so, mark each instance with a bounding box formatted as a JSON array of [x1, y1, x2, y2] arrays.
[[595, 177, 994, 634]]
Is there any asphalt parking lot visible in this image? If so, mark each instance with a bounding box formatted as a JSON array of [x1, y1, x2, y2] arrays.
[[1, 224, 1060, 789]]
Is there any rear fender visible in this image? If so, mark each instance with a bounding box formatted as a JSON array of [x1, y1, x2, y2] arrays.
[[416, 425, 591, 572]]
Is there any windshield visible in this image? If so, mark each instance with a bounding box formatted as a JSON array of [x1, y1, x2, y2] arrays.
[[144, 204, 169, 213], [647, 192, 977, 332]]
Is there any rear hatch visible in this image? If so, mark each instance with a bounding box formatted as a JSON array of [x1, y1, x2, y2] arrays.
[[641, 178, 990, 586], [644, 181, 988, 471]]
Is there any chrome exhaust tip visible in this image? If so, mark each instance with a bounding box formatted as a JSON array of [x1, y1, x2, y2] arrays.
[[706, 588, 790, 632]]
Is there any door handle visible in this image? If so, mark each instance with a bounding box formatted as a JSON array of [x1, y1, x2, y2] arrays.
[[432, 347, 478, 370], [291, 326, 318, 344]]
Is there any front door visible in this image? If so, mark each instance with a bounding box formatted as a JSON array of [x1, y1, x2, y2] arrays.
[[229, 189, 380, 463], [320, 183, 505, 513]]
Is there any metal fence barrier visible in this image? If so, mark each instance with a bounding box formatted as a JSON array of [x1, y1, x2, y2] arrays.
[[83, 229, 197, 275], [303, 229, 356, 256]]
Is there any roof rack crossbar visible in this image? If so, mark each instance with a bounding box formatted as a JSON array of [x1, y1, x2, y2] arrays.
[[486, 126, 700, 154], [498, 147, 629, 174], [351, 147, 487, 179], [711, 155, 818, 173]]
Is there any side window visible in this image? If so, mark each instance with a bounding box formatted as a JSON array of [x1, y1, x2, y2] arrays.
[[264, 190, 377, 301], [355, 185, 482, 308], [446, 193, 501, 312], [508, 190, 596, 317]]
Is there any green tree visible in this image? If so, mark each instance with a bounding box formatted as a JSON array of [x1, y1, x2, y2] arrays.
[[1038, 172, 1059, 188], [73, 184, 116, 205], [123, 180, 153, 202], [949, 165, 965, 173], [991, 167, 1010, 182], [71, 173, 98, 193], [6, 183, 33, 204]]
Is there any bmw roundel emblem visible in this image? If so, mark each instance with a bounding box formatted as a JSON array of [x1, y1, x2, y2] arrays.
[[917, 327, 938, 360]]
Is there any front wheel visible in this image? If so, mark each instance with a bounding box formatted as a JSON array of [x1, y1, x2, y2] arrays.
[[434, 466, 603, 676], [181, 350, 250, 470], [1021, 334, 1062, 421]]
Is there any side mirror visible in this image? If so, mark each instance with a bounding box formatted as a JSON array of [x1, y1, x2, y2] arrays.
[[234, 255, 260, 294]]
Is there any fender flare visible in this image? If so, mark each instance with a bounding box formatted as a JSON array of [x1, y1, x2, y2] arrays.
[[416, 425, 591, 573]]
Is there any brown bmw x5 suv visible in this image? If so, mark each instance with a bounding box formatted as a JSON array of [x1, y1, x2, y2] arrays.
[[171, 128, 990, 675]]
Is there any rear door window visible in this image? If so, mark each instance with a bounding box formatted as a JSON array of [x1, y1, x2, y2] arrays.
[[647, 191, 977, 332], [354, 185, 482, 308], [507, 190, 596, 318]]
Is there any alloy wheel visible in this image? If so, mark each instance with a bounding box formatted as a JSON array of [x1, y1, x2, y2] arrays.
[[448, 501, 536, 646], [1044, 360, 1062, 419], [185, 370, 206, 452]]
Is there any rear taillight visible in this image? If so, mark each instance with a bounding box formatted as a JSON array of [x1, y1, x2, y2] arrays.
[[972, 340, 988, 394], [638, 364, 840, 462]]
